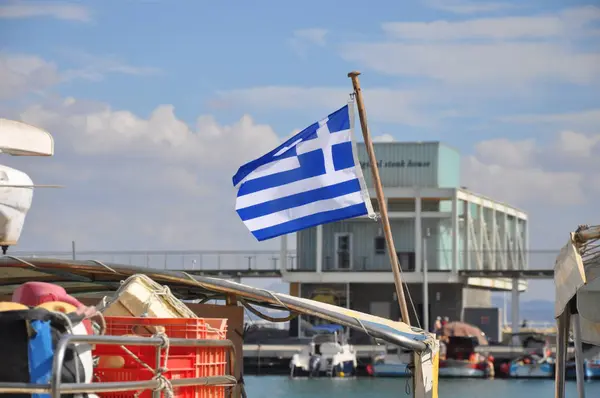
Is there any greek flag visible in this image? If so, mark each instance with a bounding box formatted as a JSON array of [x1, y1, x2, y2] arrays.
[[232, 104, 374, 241]]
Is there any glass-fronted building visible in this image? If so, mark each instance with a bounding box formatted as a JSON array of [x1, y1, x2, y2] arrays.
[[282, 141, 528, 336]]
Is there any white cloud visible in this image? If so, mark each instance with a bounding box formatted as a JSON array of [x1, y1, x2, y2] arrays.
[[5, 96, 282, 251], [0, 55, 281, 251], [340, 41, 600, 87], [0, 54, 61, 99], [473, 138, 537, 168], [0, 1, 91, 22], [292, 28, 328, 46], [213, 86, 426, 125], [340, 6, 600, 88], [499, 109, 600, 130], [289, 28, 328, 57], [0, 53, 160, 99], [59, 51, 161, 81], [463, 130, 600, 206], [373, 134, 395, 142], [383, 6, 600, 41], [19, 98, 279, 166], [425, 0, 516, 15]]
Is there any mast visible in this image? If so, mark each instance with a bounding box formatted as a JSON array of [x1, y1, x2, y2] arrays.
[[347, 71, 411, 326]]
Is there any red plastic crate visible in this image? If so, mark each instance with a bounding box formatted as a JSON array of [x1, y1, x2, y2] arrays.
[[93, 317, 228, 398]]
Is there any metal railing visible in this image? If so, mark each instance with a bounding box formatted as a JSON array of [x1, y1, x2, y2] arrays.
[[0, 333, 238, 398], [9, 249, 559, 273], [503, 321, 557, 331], [10, 249, 298, 272]]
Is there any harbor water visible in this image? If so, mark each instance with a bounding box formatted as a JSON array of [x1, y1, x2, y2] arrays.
[[244, 376, 600, 397]]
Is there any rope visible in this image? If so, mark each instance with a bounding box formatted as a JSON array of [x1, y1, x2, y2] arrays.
[[405, 361, 415, 395], [90, 311, 107, 335], [5, 255, 37, 268], [90, 260, 118, 274], [353, 316, 374, 340], [124, 332, 172, 398], [182, 271, 297, 327], [239, 298, 297, 322], [238, 375, 247, 398]]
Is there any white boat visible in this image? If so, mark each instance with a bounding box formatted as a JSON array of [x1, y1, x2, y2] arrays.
[[0, 118, 57, 254], [554, 225, 600, 398], [289, 324, 357, 377]]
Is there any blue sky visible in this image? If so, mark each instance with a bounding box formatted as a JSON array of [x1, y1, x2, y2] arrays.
[[1, 0, 599, 301]]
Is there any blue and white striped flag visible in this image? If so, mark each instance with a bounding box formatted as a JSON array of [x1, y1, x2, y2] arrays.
[[232, 104, 374, 241]]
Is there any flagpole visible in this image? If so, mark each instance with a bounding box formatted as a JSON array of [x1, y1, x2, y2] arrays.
[[348, 71, 411, 326]]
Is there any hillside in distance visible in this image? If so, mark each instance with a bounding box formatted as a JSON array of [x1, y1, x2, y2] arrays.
[[491, 296, 554, 324]]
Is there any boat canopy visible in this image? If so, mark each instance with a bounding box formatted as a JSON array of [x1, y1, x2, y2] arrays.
[[554, 225, 600, 346], [441, 321, 488, 346], [0, 257, 433, 353], [0, 119, 54, 156]]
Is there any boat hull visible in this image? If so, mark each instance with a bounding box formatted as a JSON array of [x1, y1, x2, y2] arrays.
[[585, 361, 600, 380], [370, 362, 411, 377], [290, 359, 356, 378], [509, 362, 554, 378], [438, 360, 487, 378], [438, 366, 485, 378]]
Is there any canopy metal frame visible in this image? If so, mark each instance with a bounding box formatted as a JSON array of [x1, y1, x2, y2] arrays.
[[0, 256, 430, 352], [555, 225, 600, 398]]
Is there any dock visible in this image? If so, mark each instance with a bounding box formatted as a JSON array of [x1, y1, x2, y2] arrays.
[[243, 344, 573, 360], [244, 344, 386, 358], [242, 343, 576, 374]]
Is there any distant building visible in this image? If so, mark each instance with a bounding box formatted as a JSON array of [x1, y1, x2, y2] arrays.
[[281, 141, 528, 336]]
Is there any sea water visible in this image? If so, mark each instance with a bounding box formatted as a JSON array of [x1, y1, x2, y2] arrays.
[[244, 376, 600, 397]]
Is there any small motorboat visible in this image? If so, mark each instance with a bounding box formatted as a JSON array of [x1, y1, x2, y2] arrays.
[[438, 325, 493, 378], [509, 354, 555, 378], [368, 345, 412, 377], [585, 357, 600, 380], [289, 324, 357, 378]]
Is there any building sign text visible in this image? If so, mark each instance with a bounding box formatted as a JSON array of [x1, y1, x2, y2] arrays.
[[359, 160, 432, 169]]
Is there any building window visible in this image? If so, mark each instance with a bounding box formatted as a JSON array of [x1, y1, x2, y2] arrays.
[[335, 233, 352, 270], [397, 252, 416, 272], [374, 236, 386, 255]]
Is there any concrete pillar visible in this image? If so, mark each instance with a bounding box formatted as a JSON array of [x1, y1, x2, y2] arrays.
[[451, 195, 459, 272], [415, 193, 422, 273], [524, 218, 530, 271], [346, 283, 350, 309], [316, 225, 323, 272], [491, 209, 497, 270], [478, 204, 484, 270], [288, 282, 300, 337], [512, 216, 519, 269], [502, 213, 508, 270], [463, 200, 471, 270], [298, 283, 303, 337], [280, 234, 288, 270], [511, 278, 520, 344]]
